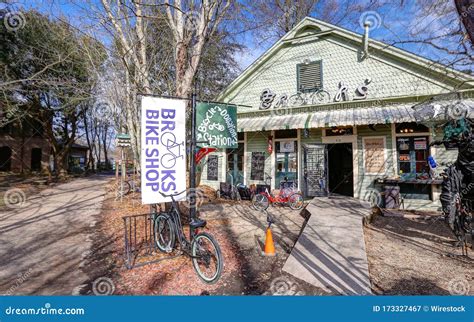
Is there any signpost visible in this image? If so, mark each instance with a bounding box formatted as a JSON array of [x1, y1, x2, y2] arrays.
[[116, 134, 131, 202]]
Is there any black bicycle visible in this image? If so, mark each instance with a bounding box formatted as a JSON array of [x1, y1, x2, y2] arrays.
[[153, 190, 223, 284]]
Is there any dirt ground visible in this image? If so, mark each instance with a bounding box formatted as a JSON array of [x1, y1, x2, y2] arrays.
[[82, 183, 323, 295], [364, 210, 473, 295], [0, 173, 73, 208], [82, 182, 473, 295]]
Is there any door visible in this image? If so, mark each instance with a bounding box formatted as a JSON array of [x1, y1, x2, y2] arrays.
[[327, 143, 353, 197], [31, 148, 42, 171], [275, 140, 298, 189], [0, 146, 12, 171], [303, 143, 328, 197], [226, 143, 244, 185]]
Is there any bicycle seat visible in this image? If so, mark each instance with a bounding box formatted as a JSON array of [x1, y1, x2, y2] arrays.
[[159, 190, 187, 198], [190, 217, 207, 229]]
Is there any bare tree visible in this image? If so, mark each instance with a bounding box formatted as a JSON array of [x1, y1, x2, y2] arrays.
[[241, 0, 373, 45], [163, 0, 233, 97], [98, 0, 153, 164], [378, 0, 473, 73]]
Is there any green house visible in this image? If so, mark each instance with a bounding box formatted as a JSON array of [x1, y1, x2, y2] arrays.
[[200, 17, 474, 210]]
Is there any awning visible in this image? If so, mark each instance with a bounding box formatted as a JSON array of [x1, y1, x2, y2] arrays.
[[310, 103, 418, 127], [237, 113, 312, 132], [412, 99, 474, 123], [237, 100, 474, 132]]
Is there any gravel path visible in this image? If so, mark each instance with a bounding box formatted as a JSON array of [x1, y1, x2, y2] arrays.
[[0, 175, 111, 295]]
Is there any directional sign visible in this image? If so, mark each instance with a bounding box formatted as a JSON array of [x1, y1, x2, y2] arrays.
[[116, 133, 131, 147]]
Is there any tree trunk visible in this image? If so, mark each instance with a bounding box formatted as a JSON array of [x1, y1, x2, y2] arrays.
[[102, 125, 109, 169], [55, 152, 68, 178]]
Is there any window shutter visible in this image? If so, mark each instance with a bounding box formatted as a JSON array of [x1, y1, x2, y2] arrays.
[[297, 61, 322, 92]]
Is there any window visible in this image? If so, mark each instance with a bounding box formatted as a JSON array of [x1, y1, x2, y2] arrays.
[[396, 122, 429, 134], [297, 61, 322, 92], [274, 129, 297, 139], [396, 137, 429, 179], [326, 127, 354, 136]]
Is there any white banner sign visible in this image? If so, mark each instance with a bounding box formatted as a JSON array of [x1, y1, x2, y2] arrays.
[[141, 96, 187, 204], [280, 140, 295, 153]]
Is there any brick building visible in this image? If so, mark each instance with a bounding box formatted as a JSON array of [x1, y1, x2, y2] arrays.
[[0, 118, 50, 173]]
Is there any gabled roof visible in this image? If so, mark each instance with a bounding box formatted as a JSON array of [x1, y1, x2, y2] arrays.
[[218, 17, 474, 101]]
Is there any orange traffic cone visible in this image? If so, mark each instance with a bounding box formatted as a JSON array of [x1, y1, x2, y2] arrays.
[[263, 227, 276, 256]]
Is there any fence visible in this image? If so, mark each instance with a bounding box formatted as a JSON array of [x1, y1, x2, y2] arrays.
[[122, 206, 179, 269]]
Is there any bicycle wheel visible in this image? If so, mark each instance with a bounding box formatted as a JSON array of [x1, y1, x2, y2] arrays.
[[153, 213, 175, 253], [288, 94, 304, 106], [115, 181, 131, 198], [288, 192, 304, 210], [232, 188, 241, 201], [191, 232, 223, 284], [312, 90, 331, 104], [252, 194, 269, 210]]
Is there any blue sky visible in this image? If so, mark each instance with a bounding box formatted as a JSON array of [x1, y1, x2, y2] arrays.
[[4, 0, 471, 73]]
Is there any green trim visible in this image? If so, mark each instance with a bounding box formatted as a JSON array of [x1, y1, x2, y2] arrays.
[[304, 115, 312, 129]]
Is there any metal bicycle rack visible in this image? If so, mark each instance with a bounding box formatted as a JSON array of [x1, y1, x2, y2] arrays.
[[123, 205, 179, 269]]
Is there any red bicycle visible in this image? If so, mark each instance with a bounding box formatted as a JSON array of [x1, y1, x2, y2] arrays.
[[252, 185, 304, 210]]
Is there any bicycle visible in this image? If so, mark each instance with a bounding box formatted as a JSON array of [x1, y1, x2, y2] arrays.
[[288, 86, 331, 106], [216, 171, 242, 201], [252, 181, 304, 211], [153, 190, 223, 284], [114, 172, 140, 200]]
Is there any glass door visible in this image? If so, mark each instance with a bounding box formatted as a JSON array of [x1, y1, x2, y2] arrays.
[[275, 141, 298, 189], [303, 143, 328, 197], [226, 143, 244, 185]]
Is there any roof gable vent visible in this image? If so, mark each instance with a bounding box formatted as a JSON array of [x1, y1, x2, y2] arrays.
[[297, 61, 322, 92]]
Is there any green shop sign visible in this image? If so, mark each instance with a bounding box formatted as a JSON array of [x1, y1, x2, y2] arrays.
[[196, 103, 238, 148]]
